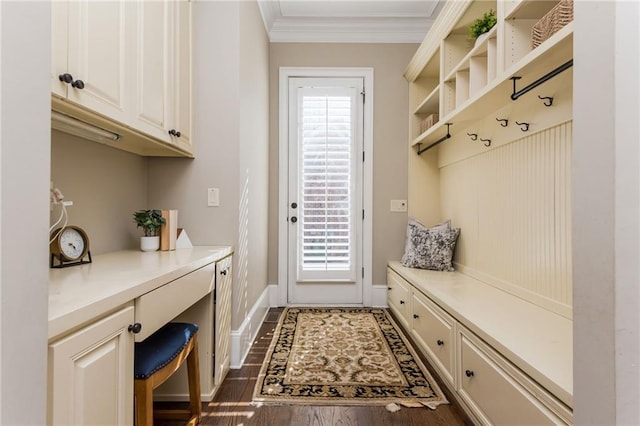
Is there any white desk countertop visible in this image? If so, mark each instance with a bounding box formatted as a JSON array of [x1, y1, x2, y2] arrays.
[[48, 246, 233, 341]]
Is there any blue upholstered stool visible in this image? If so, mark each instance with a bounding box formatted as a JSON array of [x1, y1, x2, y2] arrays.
[[134, 322, 201, 426]]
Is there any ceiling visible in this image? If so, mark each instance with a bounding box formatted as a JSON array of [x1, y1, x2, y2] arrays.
[[256, 0, 445, 43]]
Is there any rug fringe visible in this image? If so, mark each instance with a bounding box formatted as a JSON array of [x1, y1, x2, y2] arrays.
[[385, 403, 401, 413]]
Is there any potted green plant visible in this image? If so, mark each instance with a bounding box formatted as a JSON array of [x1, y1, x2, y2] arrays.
[[133, 209, 165, 251], [469, 9, 496, 46]]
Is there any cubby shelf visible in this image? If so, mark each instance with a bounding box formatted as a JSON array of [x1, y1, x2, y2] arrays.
[[411, 20, 573, 148]]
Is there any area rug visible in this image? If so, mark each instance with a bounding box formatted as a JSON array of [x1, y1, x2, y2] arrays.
[[252, 307, 448, 409]]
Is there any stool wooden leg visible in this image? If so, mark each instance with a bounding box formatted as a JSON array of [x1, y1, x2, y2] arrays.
[[134, 379, 154, 426], [186, 336, 202, 424]]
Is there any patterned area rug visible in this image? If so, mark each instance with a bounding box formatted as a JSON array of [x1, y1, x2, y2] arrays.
[[252, 307, 448, 409]]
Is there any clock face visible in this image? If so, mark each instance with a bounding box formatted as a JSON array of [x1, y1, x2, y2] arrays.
[[59, 227, 86, 260]]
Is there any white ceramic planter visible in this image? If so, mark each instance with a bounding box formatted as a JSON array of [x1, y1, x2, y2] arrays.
[[140, 236, 160, 252]]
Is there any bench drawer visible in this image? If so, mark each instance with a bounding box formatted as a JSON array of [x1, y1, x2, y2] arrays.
[[458, 328, 568, 425], [135, 263, 215, 341], [411, 290, 455, 385], [386, 268, 411, 328]]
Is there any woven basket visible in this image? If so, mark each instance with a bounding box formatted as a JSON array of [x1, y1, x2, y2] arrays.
[[532, 0, 573, 48], [419, 114, 439, 134]]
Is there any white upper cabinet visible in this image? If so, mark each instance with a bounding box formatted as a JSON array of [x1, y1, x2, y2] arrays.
[[51, 0, 193, 158], [52, 0, 130, 124]]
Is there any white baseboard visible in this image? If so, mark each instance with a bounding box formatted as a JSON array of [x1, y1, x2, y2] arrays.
[[372, 284, 389, 307], [230, 285, 273, 369]]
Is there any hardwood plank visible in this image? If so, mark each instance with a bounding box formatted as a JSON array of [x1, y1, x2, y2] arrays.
[[155, 308, 473, 426]]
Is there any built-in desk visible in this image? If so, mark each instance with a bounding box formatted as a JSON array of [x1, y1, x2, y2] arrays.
[[47, 246, 233, 425]]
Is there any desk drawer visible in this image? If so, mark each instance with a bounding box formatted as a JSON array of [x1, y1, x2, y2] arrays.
[[135, 263, 215, 341]]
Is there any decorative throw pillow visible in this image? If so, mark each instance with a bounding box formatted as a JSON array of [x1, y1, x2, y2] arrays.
[[401, 222, 460, 272]]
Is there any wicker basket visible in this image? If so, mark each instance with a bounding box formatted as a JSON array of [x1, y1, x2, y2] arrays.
[[532, 0, 573, 48], [419, 114, 439, 134]]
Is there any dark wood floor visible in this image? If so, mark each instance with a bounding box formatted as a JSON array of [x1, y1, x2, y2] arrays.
[[156, 308, 473, 426]]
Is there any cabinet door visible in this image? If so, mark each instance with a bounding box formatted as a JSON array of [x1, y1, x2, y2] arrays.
[[51, 1, 69, 97], [130, 0, 172, 142], [458, 327, 568, 425], [386, 268, 411, 329], [48, 305, 134, 426], [411, 291, 456, 386], [66, 0, 129, 123], [171, 0, 193, 151], [215, 255, 233, 386]]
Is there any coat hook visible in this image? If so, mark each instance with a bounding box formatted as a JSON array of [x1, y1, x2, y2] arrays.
[[496, 118, 509, 127], [515, 121, 530, 131], [467, 133, 478, 141], [538, 95, 554, 106], [480, 138, 491, 147]]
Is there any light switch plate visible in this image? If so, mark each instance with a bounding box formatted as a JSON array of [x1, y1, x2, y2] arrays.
[[390, 200, 407, 212], [207, 188, 219, 207]]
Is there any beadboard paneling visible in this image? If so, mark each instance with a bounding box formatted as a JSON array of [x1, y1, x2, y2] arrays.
[[441, 122, 572, 317]]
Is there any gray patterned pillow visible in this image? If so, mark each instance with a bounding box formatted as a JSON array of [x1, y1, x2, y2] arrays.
[[401, 223, 460, 272]]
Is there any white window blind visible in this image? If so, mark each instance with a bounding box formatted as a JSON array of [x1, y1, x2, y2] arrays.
[[298, 90, 356, 280]]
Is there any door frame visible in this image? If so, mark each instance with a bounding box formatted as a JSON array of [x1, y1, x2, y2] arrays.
[[278, 67, 373, 307]]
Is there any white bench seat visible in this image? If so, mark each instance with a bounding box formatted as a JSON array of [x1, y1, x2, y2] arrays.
[[388, 260, 573, 411]]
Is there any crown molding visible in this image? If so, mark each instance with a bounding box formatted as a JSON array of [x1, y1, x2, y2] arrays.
[[257, 0, 442, 44]]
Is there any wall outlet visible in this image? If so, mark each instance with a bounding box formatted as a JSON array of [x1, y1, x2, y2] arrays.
[[390, 200, 407, 212], [207, 188, 220, 207]]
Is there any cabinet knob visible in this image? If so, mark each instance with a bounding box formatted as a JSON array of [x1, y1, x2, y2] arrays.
[[399, 300, 405, 304], [465, 369, 474, 378], [437, 339, 444, 346], [220, 269, 228, 276], [58, 73, 74, 84], [128, 323, 142, 334], [290, 216, 297, 223], [168, 129, 181, 137], [387, 287, 392, 290], [71, 79, 85, 89], [413, 314, 419, 319]]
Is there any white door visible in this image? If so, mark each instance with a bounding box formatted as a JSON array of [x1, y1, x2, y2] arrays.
[[287, 77, 364, 304]]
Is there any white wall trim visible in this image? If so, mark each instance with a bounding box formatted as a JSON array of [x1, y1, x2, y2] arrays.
[[230, 285, 271, 369], [278, 67, 374, 307]]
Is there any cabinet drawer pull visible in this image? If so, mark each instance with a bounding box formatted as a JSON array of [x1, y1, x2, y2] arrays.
[[399, 300, 405, 304], [220, 268, 228, 276], [168, 129, 182, 137], [465, 369, 474, 378], [128, 323, 142, 334], [437, 339, 444, 346], [71, 79, 85, 89], [387, 286, 392, 290], [413, 314, 419, 319]]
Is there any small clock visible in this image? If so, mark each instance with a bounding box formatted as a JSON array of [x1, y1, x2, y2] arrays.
[[50, 226, 92, 268]]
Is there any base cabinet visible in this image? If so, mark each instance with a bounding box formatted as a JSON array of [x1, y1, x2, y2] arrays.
[[214, 255, 233, 386], [48, 305, 135, 426]]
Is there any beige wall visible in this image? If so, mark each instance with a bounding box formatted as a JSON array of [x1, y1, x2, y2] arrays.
[[1, 1, 50, 423], [268, 43, 418, 287], [51, 131, 148, 254], [147, 0, 270, 331]]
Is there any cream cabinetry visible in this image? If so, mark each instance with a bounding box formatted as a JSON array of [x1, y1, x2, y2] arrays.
[[48, 305, 135, 426], [214, 255, 233, 386], [51, 0, 193, 158], [386, 268, 411, 329], [51, 0, 129, 123], [129, 0, 192, 152], [387, 263, 573, 425], [405, 0, 573, 151]]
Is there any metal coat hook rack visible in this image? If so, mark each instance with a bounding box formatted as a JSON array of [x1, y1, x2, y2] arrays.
[[510, 59, 573, 101], [480, 138, 491, 147], [496, 118, 509, 127], [538, 96, 554, 106], [467, 133, 478, 141], [417, 123, 452, 155], [516, 121, 530, 131]]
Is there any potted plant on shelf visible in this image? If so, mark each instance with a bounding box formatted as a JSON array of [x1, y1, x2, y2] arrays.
[[133, 209, 165, 251], [469, 9, 496, 47]]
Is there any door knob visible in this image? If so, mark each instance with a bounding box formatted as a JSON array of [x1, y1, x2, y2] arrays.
[[128, 323, 142, 334], [58, 73, 73, 84], [71, 79, 85, 89], [291, 202, 297, 209], [290, 216, 297, 223]]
